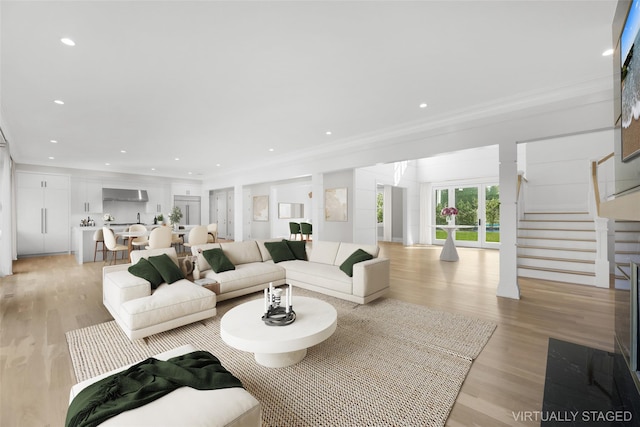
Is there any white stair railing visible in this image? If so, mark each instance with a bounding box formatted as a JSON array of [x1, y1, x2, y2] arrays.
[[591, 153, 615, 288]]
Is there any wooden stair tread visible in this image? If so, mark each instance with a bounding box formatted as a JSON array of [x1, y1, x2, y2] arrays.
[[518, 255, 594, 264], [517, 244, 595, 253], [517, 236, 596, 242], [518, 227, 594, 232], [517, 265, 595, 276]]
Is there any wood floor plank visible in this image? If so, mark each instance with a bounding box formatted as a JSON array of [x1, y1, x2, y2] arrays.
[[0, 243, 616, 426]]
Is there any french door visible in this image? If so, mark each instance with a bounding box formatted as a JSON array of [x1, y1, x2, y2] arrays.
[[433, 183, 500, 248]]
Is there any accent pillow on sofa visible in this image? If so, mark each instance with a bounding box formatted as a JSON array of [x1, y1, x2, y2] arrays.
[[128, 257, 164, 289], [339, 249, 374, 277], [148, 253, 185, 284], [285, 240, 307, 260], [264, 241, 296, 263], [202, 248, 235, 273]]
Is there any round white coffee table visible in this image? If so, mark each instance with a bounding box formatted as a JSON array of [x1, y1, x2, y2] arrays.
[[220, 296, 337, 368]]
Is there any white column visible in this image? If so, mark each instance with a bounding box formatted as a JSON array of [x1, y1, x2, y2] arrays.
[[497, 142, 520, 299], [234, 184, 243, 242], [594, 217, 610, 288]]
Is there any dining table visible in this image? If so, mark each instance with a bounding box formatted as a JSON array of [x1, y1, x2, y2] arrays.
[[116, 229, 148, 261]]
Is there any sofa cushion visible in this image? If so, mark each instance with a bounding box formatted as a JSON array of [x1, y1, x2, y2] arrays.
[[307, 241, 341, 265], [339, 248, 374, 277], [201, 262, 285, 294], [192, 243, 222, 272], [256, 238, 283, 262], [128, 258, 164, 289], [264, 241, 296, 263], [334, 243, 379, 266], [148, 253, 185, 284], [131, 247, 180, 267], [280, 260, 352, 293], [119, 279, 216, 331], [220, 241, 263, 265], [285, 240, 307, 260], [202, 248, 235, 273]]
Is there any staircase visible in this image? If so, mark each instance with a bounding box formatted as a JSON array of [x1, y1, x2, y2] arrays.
[[517, 212, 597, 286], [614, 220, 640, 285]]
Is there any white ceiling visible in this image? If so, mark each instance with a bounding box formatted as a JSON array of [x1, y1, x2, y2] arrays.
[[1, 1, 618, 180]]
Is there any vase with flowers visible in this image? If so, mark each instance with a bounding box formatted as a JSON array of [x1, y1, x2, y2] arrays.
[[102, 213, 115, 226], [441, 207, 458, 225]]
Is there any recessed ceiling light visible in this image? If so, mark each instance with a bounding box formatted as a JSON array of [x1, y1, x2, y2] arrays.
[[54, 99, 65, 105], [60, 38, 75, 46], [48, 156, 55, 160], [120, 150, 126, 153], [188, 172, 193, 175], [268, 148, 274, 152], [602, 48, 614, 56], [175, 157, 180, 161], [151, 168, 156, 171], [326, 131, 332, 135], [50, 139, 58, 143], [216, 163, 221, 167], [105, 163, 110, 166], [419, 103, 428, 108]]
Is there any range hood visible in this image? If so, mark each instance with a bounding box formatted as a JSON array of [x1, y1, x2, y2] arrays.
[[102, 188, 149, 202]]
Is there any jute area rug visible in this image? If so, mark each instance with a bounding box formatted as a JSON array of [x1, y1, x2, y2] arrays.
[[66, 289, 496, 427]]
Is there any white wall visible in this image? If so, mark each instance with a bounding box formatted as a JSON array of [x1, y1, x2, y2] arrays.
[[522, 129, 614, 213]]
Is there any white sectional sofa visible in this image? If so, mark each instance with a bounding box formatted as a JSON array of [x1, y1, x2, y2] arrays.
[[68, 344, 261, 427], [102, 247, 217, 340], [192, 240, 390, 304]]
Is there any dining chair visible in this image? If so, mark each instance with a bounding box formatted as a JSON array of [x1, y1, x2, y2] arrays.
[[102, 227, 128, 265], [145, 226, 172, 249], [184, 225, 209, 251], [172, 226, 185, 254], [128, 224, 149, 250], [289, 222, 301, 240], [206, 223, 218, 243], [92, 229, 106, 262], [300, 222, 312, 241]]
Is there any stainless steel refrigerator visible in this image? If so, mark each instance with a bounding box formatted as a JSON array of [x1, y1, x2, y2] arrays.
[[173, 195, 201, 225]]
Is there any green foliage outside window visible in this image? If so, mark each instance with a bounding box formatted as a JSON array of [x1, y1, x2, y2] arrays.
[[377, 192, 383, 223]]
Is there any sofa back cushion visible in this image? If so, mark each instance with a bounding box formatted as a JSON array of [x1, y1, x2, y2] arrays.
[[256, 238, 284, 262], [130, 247, 180, 267], [307, 241, 341, 265], [220, 241, 262, 265], [334, 243, 379, 266], [191, 243, 222, 272]]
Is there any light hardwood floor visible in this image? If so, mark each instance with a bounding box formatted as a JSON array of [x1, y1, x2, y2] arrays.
[[0, 242, 616, 426]]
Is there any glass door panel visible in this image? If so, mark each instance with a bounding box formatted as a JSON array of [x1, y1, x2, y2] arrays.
[[453, 186, 478, 243], [434, 188, 449, 240], [484, 184, 500, 245]]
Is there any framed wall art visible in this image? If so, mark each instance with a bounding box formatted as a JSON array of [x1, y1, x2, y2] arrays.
[[324, 187, 347, 221]]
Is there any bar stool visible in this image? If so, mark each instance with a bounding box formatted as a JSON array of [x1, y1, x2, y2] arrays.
[[93, 229, 106, 262]]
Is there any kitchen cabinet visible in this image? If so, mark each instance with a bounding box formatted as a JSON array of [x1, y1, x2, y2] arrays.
[[172, 183, 201, 197], [16, 172, 70, 255], [145, 186, 166, 215], [71, 178, 103, 214]]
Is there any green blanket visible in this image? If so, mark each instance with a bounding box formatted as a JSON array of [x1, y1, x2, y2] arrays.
[[66, 350, 243, 427]]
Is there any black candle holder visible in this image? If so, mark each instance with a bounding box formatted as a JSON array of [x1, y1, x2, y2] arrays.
[[262, 305, 296, 326], [262, 284, 296, 326]]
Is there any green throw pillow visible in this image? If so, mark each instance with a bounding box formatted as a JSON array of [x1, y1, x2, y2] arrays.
[[339, 248, 374, 277], [147, 253, 184, 284], [128, 257, 164, 289], [285, 240, 307, 260], [264, 241, 296, 263], [202, 248, 235, 273]]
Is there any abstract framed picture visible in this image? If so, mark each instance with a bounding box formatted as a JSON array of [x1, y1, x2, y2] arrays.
[[324, 187, 347, 221], [253, 195, 269, 221]]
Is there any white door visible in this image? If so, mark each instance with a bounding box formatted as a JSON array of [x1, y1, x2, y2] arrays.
[[215, 192, 227, 239], [227, 191, 234, 240]]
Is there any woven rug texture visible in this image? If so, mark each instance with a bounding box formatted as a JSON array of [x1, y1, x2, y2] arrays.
[[66, 289, 496, 427]]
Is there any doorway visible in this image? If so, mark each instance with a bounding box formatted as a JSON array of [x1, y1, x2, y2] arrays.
[[432, 183, 500, 248], [210, 189, 234, 240]]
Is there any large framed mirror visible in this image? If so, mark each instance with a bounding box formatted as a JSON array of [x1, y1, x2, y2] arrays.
[[278, 203, 304, 219]]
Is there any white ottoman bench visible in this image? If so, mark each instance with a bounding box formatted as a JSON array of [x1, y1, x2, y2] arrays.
[[68, 344, 261, 427]]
